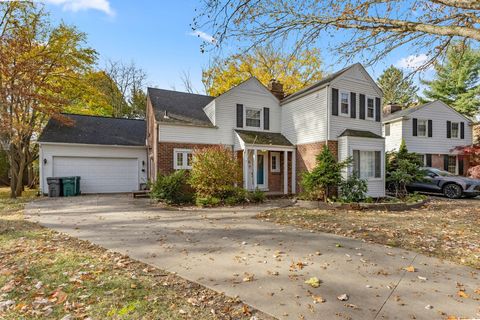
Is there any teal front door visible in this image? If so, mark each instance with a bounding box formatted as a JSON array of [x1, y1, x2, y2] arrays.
[[257, 154, 265, 187]]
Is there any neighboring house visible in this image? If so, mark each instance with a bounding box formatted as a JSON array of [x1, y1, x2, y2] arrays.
[[38, 114, 147, 194], [146, 63, 386, 197], [382, 100, 473, 175]]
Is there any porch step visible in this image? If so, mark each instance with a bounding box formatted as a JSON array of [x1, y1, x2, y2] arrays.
[[132, 190, 150, 198]]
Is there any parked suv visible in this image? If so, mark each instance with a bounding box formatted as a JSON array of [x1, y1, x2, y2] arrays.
[[407, 167, 480, 199]]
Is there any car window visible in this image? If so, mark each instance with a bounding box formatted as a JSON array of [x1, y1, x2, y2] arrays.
[[429, 168, 454, 177]]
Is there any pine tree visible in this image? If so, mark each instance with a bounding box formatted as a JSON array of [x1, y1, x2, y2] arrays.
[[422, 43, 480, 117], [377, 65, 418, 107]]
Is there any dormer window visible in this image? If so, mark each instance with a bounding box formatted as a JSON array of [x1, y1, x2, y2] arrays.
[[245, 107, 262, 128], [340, 92, 349, 116]]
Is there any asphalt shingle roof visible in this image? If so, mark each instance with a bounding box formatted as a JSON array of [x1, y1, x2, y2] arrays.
[[338, 129, 383, 139], [147, 87, 214, 126], [38, 114, 146, 146], [235, 130, 293, 146]]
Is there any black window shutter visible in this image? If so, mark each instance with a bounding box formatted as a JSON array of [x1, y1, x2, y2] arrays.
[[350, 92, 356, 118], [443, 155, 449, 171], [331, 88, 339, 116], [263, 107, 270, 130], [459, 157, 464, 175], [412, 118, 418, 136], [428, 120, 433, 137], [446, 120, 451, 138], [426, 154, 432, 167], [359, 94, 366, 120], [460, 122, 465, 139], [236, 104, 243, 128], [374, 151, 381, 178], [375, 97, 381, 122]]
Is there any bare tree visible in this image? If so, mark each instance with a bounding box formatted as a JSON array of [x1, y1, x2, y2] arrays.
[[193, 0, 480, 71], [180, 70, 199, 94], [103, 60, 147, 118]]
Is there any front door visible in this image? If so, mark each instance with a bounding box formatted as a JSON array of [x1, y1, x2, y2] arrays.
[[256, 153, 267, 189]]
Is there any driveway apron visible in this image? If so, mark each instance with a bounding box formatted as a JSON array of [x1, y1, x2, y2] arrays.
[[26, 195, 480, 320]]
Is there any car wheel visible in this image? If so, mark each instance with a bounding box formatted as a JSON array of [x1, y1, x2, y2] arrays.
[[443, 183, 462, 199]]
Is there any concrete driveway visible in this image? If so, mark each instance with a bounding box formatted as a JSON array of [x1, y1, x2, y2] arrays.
[[26, 195, 479, 320]]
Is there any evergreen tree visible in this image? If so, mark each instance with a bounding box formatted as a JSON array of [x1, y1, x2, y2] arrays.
[[422, 43, 480, 117], [301, 145, 350, 202], [377, 65, 418, 107]]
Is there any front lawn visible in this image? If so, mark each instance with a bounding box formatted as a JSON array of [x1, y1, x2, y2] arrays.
[[257, 198, 480, 269], [0, 188, 265, 319]]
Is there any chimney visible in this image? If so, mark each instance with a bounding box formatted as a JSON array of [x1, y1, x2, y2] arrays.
[[268, 79, 284, 100], [383, 103, 403, 116]]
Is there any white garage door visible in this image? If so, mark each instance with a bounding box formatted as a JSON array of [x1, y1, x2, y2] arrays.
[[53, 157, 139, 193]]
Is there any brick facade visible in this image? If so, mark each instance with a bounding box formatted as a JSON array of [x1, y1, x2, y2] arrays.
[[157, 142, 219, 175], [296, 140, 338, 191]]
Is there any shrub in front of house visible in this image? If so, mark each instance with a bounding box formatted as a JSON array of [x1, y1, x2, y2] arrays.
[[339, 173, 368, 203], [246, 187, 265, 203], [301, 145, 351, 202], [386, 140, 425, 198], [189, 146, 243, 205], [149, 170, 193, 204]]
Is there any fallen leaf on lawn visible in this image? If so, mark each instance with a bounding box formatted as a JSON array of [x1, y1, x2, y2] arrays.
[[337, 294, 349, 301], [404, 266, 416, 272], [312, 295, 325, 303], [474, 289, 480, 294], [242, 304, 251, 315], [1, 280, 15, 293], [457, 290, 469, 298], [305, 277, 321, 288], [51, 290, 68, 304], [243, 273, 254, 282]]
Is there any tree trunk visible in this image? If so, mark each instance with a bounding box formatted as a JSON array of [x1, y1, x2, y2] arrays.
[[15, 157, 26, 197]]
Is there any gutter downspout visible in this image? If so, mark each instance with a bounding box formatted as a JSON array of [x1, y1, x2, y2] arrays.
[[326, 85, 330, 146]]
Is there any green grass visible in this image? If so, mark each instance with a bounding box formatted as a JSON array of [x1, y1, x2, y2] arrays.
[[0, 188, 260, 319]]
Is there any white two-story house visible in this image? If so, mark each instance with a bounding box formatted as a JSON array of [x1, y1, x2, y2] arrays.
[[146, 63, 385, 197], [383, 100, 473, 175], [38, 63, 385, 197]]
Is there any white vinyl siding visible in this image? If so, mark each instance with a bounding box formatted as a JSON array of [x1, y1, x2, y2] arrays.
[[39, 143, 147, 194], [281, 87, 328, 145], [158, 125, 223, 144], [392, 101, 473, 154], [203, 100, 216, 125], [384, 120, 403, 152], [329, 65, 383, 139]]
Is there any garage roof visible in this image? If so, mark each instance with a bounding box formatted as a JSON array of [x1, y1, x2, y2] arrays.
[[38, 114, 146, 146]]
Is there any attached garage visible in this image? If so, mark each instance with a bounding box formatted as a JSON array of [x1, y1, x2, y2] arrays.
[[39, 114, 147, 195]]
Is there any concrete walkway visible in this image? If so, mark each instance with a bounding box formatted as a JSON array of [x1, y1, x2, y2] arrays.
[[26, 195, 479, 320]]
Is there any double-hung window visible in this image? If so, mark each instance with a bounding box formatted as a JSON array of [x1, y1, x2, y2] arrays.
[[450, 122, 459, 138], [353, 150, 381, 179], [367, 97, 375, 119], [340, 92, 349, 116], [174, 149, 193, 170], [417, 119, 427, 137], [270, 152, 280, 172], [245, 108, 261, 128]]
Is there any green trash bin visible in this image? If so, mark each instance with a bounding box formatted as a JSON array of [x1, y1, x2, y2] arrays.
[[74, 176, 81, 195], [62, 177, 76, 197]]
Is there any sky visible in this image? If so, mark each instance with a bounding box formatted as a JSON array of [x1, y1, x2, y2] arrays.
[[39, 0, 433, 94]]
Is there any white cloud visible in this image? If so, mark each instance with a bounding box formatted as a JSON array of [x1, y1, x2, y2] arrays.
[[41, 0, 114, 16], [396, 54, 432, 70], [189, 30, 216, 44]]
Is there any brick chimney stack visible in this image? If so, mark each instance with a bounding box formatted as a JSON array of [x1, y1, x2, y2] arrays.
[[268, 79, 284, 100], [383, 103, 404, 116]]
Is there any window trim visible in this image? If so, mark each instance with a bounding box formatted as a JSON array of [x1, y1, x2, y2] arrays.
[[173, 148, 193, 170], [416, 119, 428, 137], [450, 122, 460, 139], [352, 148, 383, 180], [244, 106, 263, 129], [384, 123, 391, 136], [270, 152, 280, 173], [366, 96, 375, 120], [339, 91, 350, 117]]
